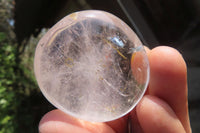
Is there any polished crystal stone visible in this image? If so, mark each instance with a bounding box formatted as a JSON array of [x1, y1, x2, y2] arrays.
[[34, 10, 149, 122]]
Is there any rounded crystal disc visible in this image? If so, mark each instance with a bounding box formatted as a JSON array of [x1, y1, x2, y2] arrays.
[[34, 10, 149, 122]]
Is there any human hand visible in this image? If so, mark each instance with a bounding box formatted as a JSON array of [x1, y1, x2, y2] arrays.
[[38, 46, 191, 133]]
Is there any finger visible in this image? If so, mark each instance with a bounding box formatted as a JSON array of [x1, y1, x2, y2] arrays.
[[106, 115, 128, 133], [148, 46, 191, 132], [136, 95, 185, 133], [39, 109, 115, 133], [131, 46, 150, 84], [130, 109, 144, 133], [144, 46, 150, 95], [128, 45, 151, 133]]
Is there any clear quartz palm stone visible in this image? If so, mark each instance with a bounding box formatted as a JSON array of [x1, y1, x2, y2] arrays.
[[34, 10, 149, 122]]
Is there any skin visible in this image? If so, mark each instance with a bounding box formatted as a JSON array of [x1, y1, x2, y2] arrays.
[[39, 46, 192, 133]]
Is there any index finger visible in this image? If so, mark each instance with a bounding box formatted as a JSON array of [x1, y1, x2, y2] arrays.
[[148, 46, 190, 132]]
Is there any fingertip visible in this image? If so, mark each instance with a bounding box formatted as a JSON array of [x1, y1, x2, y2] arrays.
[[39, 109, 78, 127], [39, 109, 90, 133], [39, 109, 115, 133], [149, 46, 187, 80], [39, 119, 90, 133]]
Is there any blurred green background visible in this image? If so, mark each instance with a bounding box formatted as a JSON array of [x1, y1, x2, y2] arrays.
[[0, 0, 54, 132]]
